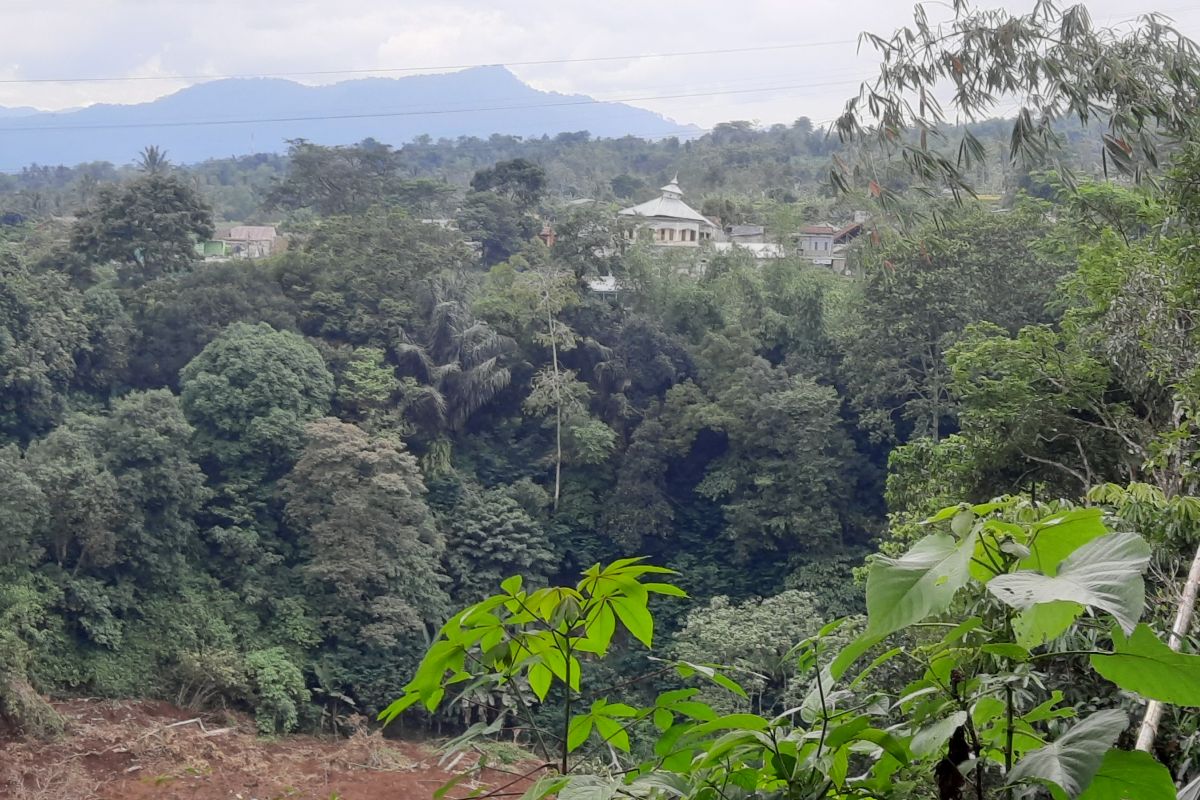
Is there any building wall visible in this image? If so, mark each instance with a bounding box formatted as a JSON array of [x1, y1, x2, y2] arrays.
[[625, 218, 715, 246], [798, 233, 834, 255]]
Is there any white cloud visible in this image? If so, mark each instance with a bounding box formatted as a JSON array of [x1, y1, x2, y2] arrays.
[[1, 0, 1198, 126]]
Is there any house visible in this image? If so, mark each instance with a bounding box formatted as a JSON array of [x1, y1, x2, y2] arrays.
[[797, 221, 864, 272], [618, 176, 717, 246], [586, 275, 621, 294], [537, 224, 557, 247], [727, 224, 766, 244], [797, 223, 838, 263], [218, 225, 279, 259]]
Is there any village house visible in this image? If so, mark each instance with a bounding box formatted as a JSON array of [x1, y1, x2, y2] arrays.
[[221, 225, 280, 259], [796, 221, 863, 273], [618, 176, 718, 246]]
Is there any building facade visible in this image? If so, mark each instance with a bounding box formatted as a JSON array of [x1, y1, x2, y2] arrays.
[[618, 177, 717, 246]]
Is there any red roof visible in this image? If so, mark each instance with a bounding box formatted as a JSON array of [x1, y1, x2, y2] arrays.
[[799, 224, 837, 235], [834, 222, 863, 242]]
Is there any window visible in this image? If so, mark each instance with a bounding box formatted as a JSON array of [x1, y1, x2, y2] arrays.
[[669, 229, 676, 241]]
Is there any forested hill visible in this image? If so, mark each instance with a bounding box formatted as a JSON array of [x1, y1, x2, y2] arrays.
[[0, 66, 697, 167], [0, 116, 1099, 222]]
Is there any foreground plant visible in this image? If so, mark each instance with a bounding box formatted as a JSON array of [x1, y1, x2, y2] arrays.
[[383, 499, 1199, 799]]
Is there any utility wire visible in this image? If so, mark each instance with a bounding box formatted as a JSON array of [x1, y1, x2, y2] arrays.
[[0, 41, 857, 85], [0, 77, 871, 134]]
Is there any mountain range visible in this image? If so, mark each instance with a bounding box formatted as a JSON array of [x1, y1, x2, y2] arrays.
[[0, 66, 698, 168]]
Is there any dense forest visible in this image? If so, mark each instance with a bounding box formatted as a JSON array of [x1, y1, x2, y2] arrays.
[[4, 2, 1200, 799]]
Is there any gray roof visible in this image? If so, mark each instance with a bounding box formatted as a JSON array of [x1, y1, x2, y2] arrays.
[[729, 224, 765, 236], [619, 179, 713, 225]]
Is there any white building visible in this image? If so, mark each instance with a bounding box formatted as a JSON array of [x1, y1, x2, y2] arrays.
[[713, 242, 785, 259], [797, 221, 863, 273], [618, 176, 717, 246]]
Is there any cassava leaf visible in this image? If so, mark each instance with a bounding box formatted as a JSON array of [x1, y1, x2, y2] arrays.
[[567, 713, 593, 752], [610, 594, 654, 647]]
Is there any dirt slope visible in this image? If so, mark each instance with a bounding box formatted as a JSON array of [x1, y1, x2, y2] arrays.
[[1, 699, 540, 800]]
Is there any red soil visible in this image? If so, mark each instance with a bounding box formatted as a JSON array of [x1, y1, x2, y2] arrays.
[[0, 699, 543, 800]]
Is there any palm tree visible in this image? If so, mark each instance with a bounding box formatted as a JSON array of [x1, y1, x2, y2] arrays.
[[137, 146, 170, 175], [393, 282, 515, 444]]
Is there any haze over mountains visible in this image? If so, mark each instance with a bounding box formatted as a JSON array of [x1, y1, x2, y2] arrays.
[[0, 66, 699, 169]]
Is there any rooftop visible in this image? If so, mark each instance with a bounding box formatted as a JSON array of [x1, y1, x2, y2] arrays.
[[619, 177, 713, 225], [224, 225, 277, 241]]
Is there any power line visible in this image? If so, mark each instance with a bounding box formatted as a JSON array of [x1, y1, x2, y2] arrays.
[[0, 78, 871, 134], [0, 41, 857, 86]]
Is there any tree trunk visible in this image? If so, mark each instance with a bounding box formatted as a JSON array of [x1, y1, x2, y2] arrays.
[[548, 303, 562, 512], [1135, 539, 1200, 752]]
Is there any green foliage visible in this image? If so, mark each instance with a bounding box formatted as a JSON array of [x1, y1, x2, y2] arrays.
[[388, 498, 1197, 800], [670, 591, 836, 714], [180, 321, 332, 487], [1091, 624, 1200, 707], [470, 158, 547, 207], [840, 203, 1071, 441], [127, 261, 299, 388], [279, 208, 472, 345], [442, 487, 556, 603], [67, 173, 213, 286], [836, 0, 1200, 196], [266, 139, 455, 217], [244, 647, 310, 735], [282, 418, 448, 647], [1007, 709, 1127, 797], [457, 192, 539, 266], [864, 528, 975, 637]]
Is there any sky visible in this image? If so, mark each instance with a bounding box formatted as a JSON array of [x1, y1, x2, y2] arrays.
[[2, 0, 1199, 129]]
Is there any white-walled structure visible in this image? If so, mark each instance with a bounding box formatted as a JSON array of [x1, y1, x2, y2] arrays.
[[618, 176, 717, 246]]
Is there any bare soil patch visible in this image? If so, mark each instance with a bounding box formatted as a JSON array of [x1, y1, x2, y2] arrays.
[[0, 699, 542, 800]]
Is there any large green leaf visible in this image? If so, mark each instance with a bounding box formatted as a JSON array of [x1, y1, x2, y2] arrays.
[[610, 595, 654, 647], [1069, 749, 1177, 800], [1007, 709, 1127, 798], [987, 533, 1150, 634], [910, 710, 967, 758], [865, 531, 977, 636], [558, 775, 619, 800], [1050, 749, 1178, 800], [1091, 623, 1200, 706], [1013, 601, 1084, 649], [1020, 508, 1107, 576]]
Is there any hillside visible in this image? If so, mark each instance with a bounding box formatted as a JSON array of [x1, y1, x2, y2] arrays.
[[0, 66, 698, 167]]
